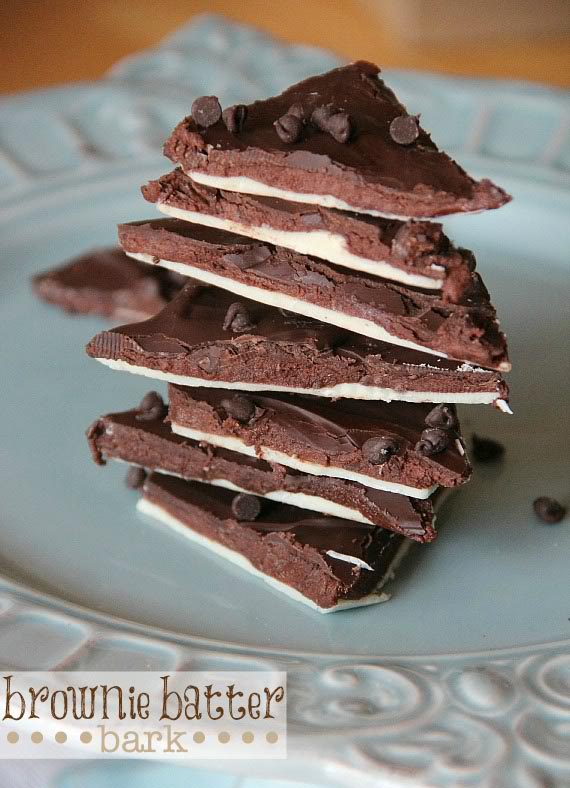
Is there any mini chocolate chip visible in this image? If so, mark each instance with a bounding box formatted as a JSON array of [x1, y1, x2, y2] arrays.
[[415, 428, 449, 456], [274, 113, 303, 144], [125, 466, 147, 490], [135, 391, 166, 422], [327, 111, 352, 143], [311, 104, 336, 131], [231, 493, 262, 521], [191, 95, 222, 128], [533, 496, 566, 524], [472, 434, 505, 463], [222, 104, 248, 133], [287, 102, 306, 121], [221, 394, 255, 424], [389, 114, 420, 145], [425, 404, 458, 431], [222, 302, 256, 333], [362, 436, 400, 465]]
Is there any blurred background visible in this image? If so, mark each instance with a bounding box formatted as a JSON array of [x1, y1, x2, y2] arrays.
[[1, 0, 569, 93]]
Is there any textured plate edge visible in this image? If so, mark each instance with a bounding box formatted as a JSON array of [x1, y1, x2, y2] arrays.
[[0, 16, 569, 785]]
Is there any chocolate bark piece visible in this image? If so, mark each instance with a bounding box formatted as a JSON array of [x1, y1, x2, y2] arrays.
[[117, 220, 509, 370], [164, 61, 510, 219], [86, 403, 437, 540], [32, 247, 183, 321], [85, 282, 510, 407], [141, 170, 475, 298], [138, 472, 411, 612], [167, 385, 471, 498]]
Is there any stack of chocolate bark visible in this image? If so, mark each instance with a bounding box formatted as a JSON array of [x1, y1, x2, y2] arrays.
[[86, 62, 511, 612]]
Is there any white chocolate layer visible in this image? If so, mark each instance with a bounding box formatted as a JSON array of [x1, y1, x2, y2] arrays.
[[169, 422, 437, 499], [154, 202, 440, 289], [114, 458, 381, 525], [187, 171, 463, 221], [94, 355, 504, 406], [137, 497, 413, 613], [128, 251, 446, 356]]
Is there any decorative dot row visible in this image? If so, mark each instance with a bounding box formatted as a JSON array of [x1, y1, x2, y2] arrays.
[[6, 730, 279, 744]]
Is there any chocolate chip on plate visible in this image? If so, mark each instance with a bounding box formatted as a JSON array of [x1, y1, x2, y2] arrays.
[[533, 497, 566, 524], [222, 302, 256, 333], [222, 104, 248, 133], [221, 394, 256, 424], [191, 95, 222, 128], [231, 493, 262, 521], [362, 436, 400, 465], [125, 466, 147, 490], [389, 114, 420, 145], [425, 404, 458, 431], [135, 391, 166, 422], [274, 113, 304, 143], [472, 434, 505, 463], [415, 428, 449, 456]]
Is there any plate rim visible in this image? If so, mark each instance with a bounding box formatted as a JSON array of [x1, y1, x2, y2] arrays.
[[1, 16, 569, 784]]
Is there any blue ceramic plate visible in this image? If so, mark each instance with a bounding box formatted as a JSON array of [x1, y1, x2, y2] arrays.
[[0, 17, 568, 787]]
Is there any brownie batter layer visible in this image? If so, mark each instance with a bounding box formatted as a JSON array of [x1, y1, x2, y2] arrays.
[[32, 247, 183, 321], [87, 402, 437, 540], [118, 223, 509, 370], [138, 472, 410, 611], [142, 171, 476, 297], [168, 385, 471, 498], [85, 282, 509, 406], [164, 61, 510, 219]]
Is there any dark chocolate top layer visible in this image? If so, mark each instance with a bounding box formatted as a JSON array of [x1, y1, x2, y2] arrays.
[[168, 384, 472, 491], [142, 170, 477, 300], [32, 247, 183, 321], [164, 61, 510, 217], [118, 220, 509, 370], [142, 472, 406, 606], [86, 282, 508, 401], [87, 403, 437, 540]]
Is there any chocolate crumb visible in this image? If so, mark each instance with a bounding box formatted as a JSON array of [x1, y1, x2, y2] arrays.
[[135, 391, 166, 422], [220, 394, 255, 424], [222, 302, 256, 333], [191, 96, 222, 128], [389, 114, 420, 145], [362, 436, 400, 465], [425, 404, 458, 431], [222, 104, 248, 133], [86, 420, 105, 466], [415, 428, 449, 456], [327, 111, 352, 143], [472, 434, 505, 463], [392, 221, 442, 259], [533, 497, 566, 524], [274, 113, 303, 144], [125, 466, 147, 490], [231, 493, 262, 521]]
